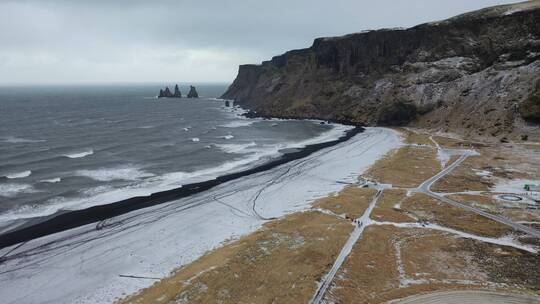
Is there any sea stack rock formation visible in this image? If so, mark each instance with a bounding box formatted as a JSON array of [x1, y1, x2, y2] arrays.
[[173, 84, 182, 98], [187, 86, 199, 98], [222, 1, 540, 141], [158, 84, 182, 98]]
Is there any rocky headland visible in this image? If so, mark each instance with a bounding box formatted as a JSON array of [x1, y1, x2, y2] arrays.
[[222, 1, 540, 141]]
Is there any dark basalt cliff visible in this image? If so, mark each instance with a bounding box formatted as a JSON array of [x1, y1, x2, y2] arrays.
[[222, 1, 540, 140]]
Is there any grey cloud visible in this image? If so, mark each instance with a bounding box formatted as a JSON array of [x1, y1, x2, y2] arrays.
[[0, 0, 522, 84]]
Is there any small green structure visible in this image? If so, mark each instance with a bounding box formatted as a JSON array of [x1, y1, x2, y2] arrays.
[[524, 184, 540, 192]]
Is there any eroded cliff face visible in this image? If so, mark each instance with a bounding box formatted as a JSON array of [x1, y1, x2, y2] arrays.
[[222, 1, 540, 140]]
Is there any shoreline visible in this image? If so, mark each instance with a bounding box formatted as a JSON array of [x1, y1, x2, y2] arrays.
[[118, 128, 540, 304], [0, 127, 402, 304], [0, 124, 364, 249]]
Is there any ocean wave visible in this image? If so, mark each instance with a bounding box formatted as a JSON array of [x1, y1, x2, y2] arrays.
[[220, 121, 254, 128], [1, 136, 45, 143], [74, 166, 155, 182], [5, 170, 32, 179], [191, 138, 200, 142], [0, 121, 353, 222], [215, 142, 257, 154], [40, 177, 61, 183], [0, 184, 36, 198], [64, 150, 94, 159], [215, 124, 352, 156], [287, 123, 353, 148], [219, 135, 234, 140]]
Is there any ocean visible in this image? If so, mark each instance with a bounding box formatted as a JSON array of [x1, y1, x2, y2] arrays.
[[0, 84, 350, 228]]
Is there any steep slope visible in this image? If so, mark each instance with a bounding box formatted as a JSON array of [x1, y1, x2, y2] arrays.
[[222, 1, 540, 140]]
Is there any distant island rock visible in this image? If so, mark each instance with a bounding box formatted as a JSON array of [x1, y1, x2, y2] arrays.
[[173, 84, 182, 98], [158, 84, 199, 98], [187, 86, 199, 98], [158, 85, 181, 98]]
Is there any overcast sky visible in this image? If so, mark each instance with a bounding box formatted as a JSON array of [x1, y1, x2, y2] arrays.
[[0, 0, 522, 85]]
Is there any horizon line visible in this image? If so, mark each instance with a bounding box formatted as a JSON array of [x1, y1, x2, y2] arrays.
[[0, 81, 232, 87]]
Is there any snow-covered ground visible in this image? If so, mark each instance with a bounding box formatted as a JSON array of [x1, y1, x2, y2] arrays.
[[0, 127, 401, 304], [492, 178, 540, 205], [370, 221, 537, 253]]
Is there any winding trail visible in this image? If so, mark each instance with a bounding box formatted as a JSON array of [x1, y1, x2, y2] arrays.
[[415, 143, 540, 239], [310, 135, 540, 304]]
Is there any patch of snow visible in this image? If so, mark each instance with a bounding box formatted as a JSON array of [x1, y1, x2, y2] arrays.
[[0, 127, 402, 304], [371, 221, 537, 253], [492, 178, 539, 194], [504, 8, 522, 15], [473, 169, 491, 177]]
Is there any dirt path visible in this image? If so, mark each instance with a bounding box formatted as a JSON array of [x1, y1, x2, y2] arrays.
[[310, 190, 382, 304], [312, 133, 540, 303], [417, 139, 540, 238]]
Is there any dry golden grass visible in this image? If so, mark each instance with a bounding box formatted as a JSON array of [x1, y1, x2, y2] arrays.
[[449, 194, 540, 223], [399, 128, 435, 146], [326, 224, 540, 304], [431, 156, 494, 192], [325, 225, 485, 304], [325, 225, 401, 303], [400, 230, 488, 283], [312, 187, 376, 219], [370, 189, 416, 223], [120, 128, 540, 303], [448, 194, 501, 212], [120, 211, 353, 304], [432, 136, 488, 150], [432, 138, 540, 193], [366, 146, 441, 188], [400, 193, 512, 238]]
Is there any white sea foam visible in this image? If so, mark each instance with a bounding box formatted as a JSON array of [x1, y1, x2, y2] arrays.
[[0, 183, 36, 197], [0, 123, 352, 223], [2, 136, 45, 143], [215, 142, 257, 154], [0, 128, 403, 304], [219, 135, 234, 140], [220, 120, 254, 128], [75, 167, 155, 182], [286, 123, 353, 148], [191, 137, 200, 142], [65, 150, 94, 159], [5, 170, 32, 179], [41, 177, 62, 183]]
